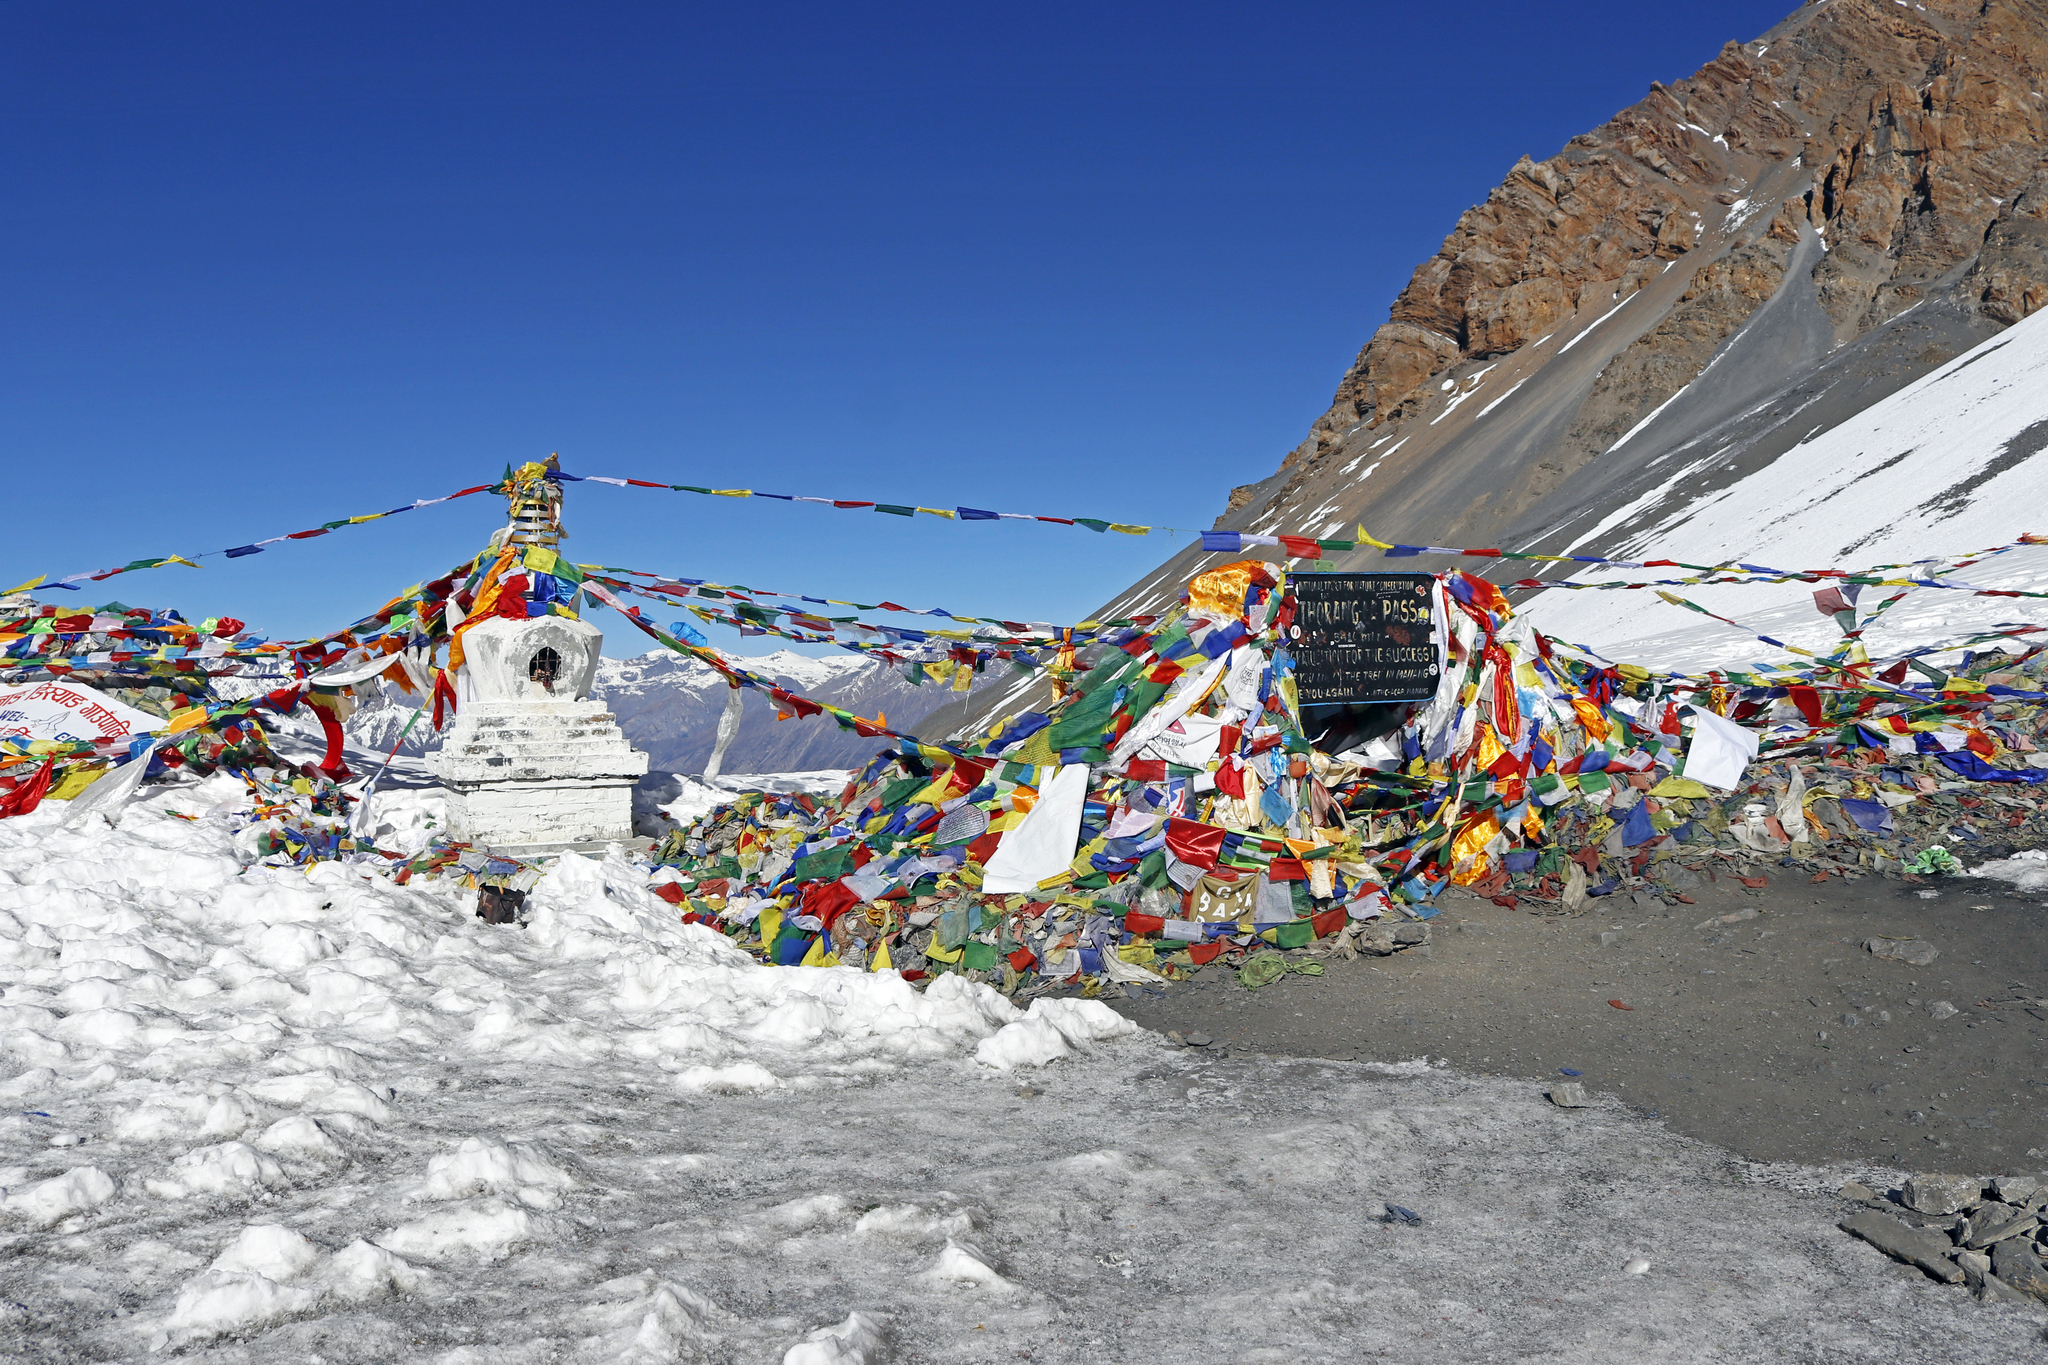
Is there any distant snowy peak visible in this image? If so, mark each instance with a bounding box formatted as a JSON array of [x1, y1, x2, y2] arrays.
[[593, 647, 873, 696], [723, 649, 875, 691], [344, 638, 981, 781], [593, 645, 987, 775]]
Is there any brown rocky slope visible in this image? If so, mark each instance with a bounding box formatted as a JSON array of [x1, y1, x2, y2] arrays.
[[1279, 0, 2047, 497]]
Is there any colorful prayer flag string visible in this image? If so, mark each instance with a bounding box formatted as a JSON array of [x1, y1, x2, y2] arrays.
[[1, 483, 498, 598]]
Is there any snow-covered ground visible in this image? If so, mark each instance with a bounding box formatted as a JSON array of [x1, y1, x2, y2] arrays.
[[1, 781, 2043, 1362], [1525, 307, 2048, 674]]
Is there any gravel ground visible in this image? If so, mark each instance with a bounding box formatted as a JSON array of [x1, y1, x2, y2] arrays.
[[1108, 868, 2048, 1175]]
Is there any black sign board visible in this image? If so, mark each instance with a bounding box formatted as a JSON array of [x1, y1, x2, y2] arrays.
[[1286, 573, 1441, 705]]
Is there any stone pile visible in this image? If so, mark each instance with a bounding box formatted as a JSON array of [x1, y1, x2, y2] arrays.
[[1839, 1173, 2048, 1305]]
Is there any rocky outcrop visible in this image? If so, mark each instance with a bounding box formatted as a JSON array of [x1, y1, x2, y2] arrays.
[[1546, 203, 1806, 476], [1272, 0, 2048, 485], [1970, 159, 2048, 322]]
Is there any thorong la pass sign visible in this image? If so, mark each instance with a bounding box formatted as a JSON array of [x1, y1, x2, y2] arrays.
[[1286, 573, 1441, 705]]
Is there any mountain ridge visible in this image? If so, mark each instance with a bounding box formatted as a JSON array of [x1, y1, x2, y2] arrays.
[[345, 645, 988, 775]]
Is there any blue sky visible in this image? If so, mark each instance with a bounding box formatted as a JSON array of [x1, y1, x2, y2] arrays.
[[3, 1, 1796, 655]]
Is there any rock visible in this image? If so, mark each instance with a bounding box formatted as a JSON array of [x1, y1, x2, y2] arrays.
[[1548, 1082, 1589, 1108], [1979, 1272, 2037, 1305], [1992, 1239, 2048, 1301], [1927, 1000, 1960, 1021], [1838, 1182, 1875, 1203], [1864, 937, 1940, 967], [1630, 889, 1663, 910], [1903, 1174, 1984, 1216], [1992, 1175, 2044, 1205], [1599, 931, 1623, 948], [1623, 1258, 1651, 1275], [1184, 1031, 1212, 1048], [1391, 924, 1430, 946], [1972, 165, 2048, 326], [1352, 925, 1400, 956], [1964, 1203, 2039, 1250], [1838, 1210, 1966, 1283], [1654, 865, 1701, 892], [1956, 1249, 1992, 1288]]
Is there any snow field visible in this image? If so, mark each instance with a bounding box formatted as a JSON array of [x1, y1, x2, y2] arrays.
[[1526, 307, 2048, 674], [0, 775, 1129, 1360], [0, 775, 2041, 1360]]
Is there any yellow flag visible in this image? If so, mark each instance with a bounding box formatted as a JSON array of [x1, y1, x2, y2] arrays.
[[871, 938, 893, 972], [1356, 524, 1394, 550], [166, 705, 213, 734], [799, 935, 827, 968], [756, 905, 782, 950], [48, 767, 107, 801]]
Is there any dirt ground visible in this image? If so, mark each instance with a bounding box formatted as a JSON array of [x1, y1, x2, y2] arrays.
[[1108, 868, 2048, 1174]]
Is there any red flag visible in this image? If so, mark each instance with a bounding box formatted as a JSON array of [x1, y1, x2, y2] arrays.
[[1165, 817, 1225, 870], [1212, 760, 1246, 798], [0, 761, 55, 819], [432, 669, 457, 729], [1812, 587, 1853, 616]]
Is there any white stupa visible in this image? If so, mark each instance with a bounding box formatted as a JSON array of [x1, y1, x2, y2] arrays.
[[430, 465, 648, 854]]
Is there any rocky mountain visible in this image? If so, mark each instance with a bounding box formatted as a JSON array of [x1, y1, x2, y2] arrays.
[[922, 0, 2048, 741], [345, 647, 989, 775], [1247, 0, 2048, 562], [590, 648, 987, 773]]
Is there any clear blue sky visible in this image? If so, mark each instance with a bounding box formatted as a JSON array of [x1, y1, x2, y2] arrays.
[[3, 1, 1796, 655]]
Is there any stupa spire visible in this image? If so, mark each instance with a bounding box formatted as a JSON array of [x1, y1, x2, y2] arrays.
[[504, 455, 565, 549]]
